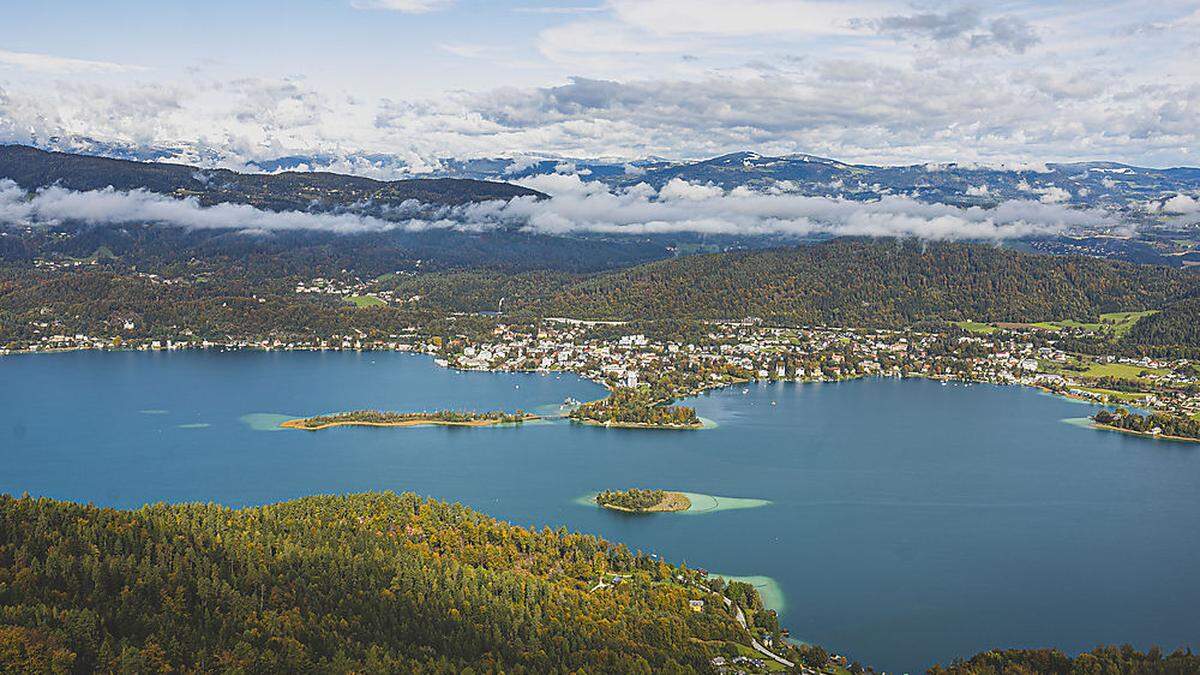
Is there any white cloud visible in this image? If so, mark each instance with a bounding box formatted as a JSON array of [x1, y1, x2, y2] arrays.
[[1038, 186, 1071, 203], [607, 0, 875, 37], [350, 0, 455, 12], [0, 177, 1115, 242], [0, 180, 409, 234], [1162, 193, 1200, 214], [0, 2, 1196, 168], [438, 43, 489, 59], [512, 5, 605, 15], [857, 7, 1040, 53], [486, 175, 1111, 240], [0, 48, 144, 74]]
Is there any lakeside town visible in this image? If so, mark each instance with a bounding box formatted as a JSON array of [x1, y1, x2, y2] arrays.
[[5, 309, 1200, 437]]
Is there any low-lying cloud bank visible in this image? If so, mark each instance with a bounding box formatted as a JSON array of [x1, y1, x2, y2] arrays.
[[470, 174, 1114, 240], [0, 176, 1115, 241], [0, 180, 441, 235]]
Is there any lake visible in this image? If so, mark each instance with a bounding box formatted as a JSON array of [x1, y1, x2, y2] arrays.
[[2, 350, 1198, 673]]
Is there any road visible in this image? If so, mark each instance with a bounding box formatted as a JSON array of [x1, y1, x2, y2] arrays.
[[700, 583, 796, 669]]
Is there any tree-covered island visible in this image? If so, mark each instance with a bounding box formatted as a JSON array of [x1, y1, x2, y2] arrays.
[[569, 389, 702, 429], [596, 488, 692, 513], [282, 409, 536, 430], [1092, 408, 1200, 442]]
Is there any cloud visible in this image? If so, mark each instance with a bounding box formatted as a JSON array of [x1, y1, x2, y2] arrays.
[[607, 0, 868, 37], [865, 7, 982, 41], [0, 1, 1195, 170], [1037, 186, 1071, 204], [0, 180, 410, 234], [0, 176, 1116, 242], [512, 5, 605, 15], [439, 43, 489, 58], [476, 175, 1112, 240], [350, 0, 455, 12], [0, 48, 145, 74], [0, 0, 1197, 174], [1162, 193, 1200, 214], [857, 7, 1040, 53]]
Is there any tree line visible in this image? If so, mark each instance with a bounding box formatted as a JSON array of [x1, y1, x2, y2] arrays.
[[0, 492, 764, 673], [1093, 408, 1200, 440]]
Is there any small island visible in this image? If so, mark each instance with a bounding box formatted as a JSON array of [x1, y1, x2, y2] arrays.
[[1092, 408, 1200, 442], [595, 489, 692, 513], [281, 409, 537, 431], [570, 389, 702, 430]]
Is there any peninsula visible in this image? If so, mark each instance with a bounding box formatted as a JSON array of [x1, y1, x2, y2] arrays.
[[1091, 408, 1200, 443], [281, 409, 536, 431], [596, 489, 692, 513], [569, 390, 703, 430]]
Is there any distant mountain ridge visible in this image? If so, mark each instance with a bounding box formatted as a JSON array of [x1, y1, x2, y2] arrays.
[[10, 142, 1199, 218], [0, 145, 546, 213], [4, 143, 1200, 270], [441, 150, 1200, 214]]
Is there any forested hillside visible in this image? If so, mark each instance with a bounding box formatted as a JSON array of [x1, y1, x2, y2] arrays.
[[527, 240, 1200, 327], [0, 492, 760, 673], [0, 145, 544, 209], [1125, 298, 1200, 350], [4, 239, 1200, 350]]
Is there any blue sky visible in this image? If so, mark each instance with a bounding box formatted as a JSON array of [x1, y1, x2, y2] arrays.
[[1, 1, 1197, 170]]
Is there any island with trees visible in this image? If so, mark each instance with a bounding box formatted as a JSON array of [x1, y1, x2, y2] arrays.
[[281, 409, 536, 430], [569, 389, 702, 429], [1092, 408, 1200, 442], [596, 488, 692, 513]]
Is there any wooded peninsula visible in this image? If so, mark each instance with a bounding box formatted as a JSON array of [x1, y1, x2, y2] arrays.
[[569, 390, 702, 430], [1092, 408, 1200, 442], [281, 409, 536, 430]]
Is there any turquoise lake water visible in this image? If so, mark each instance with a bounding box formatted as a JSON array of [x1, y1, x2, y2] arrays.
[[2, 350, 1198, 673]]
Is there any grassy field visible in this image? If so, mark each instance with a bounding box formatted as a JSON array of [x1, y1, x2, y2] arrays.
[[346, 294, 386, 307], [1039, 356, 1169, 392], [1075, 361, 1169, 379], [954, 311, 1157, 337], [1096, 310, 1159, 336], [951, 320, 997, 334], [1076, 386, 1151, 403]]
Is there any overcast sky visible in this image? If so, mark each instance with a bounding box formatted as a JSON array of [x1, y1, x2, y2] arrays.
[[1, 0, 1197, 168]]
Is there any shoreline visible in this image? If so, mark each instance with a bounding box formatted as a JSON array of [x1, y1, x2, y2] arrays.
[[12, 344, 1194, 443], [580, 491, 771, 514], [281, 413, 539, 431], [598, 491, 692, 513], [1090, 421, 1200, 444], [570, 417, 704, 431]]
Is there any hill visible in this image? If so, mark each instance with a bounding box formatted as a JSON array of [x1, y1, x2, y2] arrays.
[[0, 145, 668, 273], [0, 145, 545, 210], [525, 239, 1200, 328], [5, 239, 1200, 351], [0, 492, 772, 673]]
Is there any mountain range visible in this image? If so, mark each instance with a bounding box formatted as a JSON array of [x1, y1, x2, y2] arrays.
[[3, 144, 1200, 270], [25, 138, 1200, 215]]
